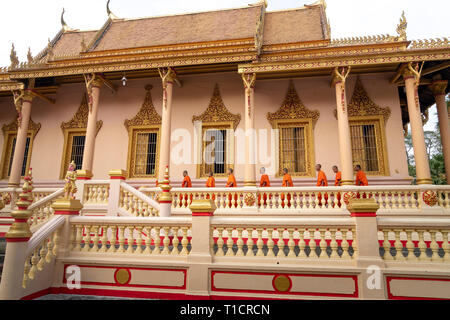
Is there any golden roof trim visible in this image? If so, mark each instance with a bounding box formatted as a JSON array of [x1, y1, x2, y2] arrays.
[[124, 85, 162, 130], [192, 83, 241, 130], [61, 94, 103, 134], [267, 80, 320, 127]]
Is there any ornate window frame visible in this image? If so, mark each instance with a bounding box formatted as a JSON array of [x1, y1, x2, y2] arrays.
[[335, 78, 391, 176], [124, 85, 162, 179], [60, 94, 102, 179], [192, 84, 240, 179], [1, 117, 41, 179], [267, 80, 319, 177]]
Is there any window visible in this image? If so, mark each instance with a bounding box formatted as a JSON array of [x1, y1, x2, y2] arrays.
[[199, 124, 233, 178], [277, 122, 314, 176], [127, 128, 160, 178], [60, 130, 86, 179], [1, 134, 32, 179], [350, 118, 388, 175]]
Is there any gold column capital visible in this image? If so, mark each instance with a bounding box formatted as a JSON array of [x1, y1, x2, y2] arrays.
[[158, 67, 177, 86], [331, 66, 351, 87], [429, 80, 448, 97], [242, 73, 256, 90]]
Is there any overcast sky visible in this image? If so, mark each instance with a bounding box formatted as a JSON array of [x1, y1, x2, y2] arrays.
[[1, 0, 448, 129]]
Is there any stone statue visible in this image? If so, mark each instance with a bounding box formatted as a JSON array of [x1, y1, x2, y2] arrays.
[[64, 161, 78, 199]]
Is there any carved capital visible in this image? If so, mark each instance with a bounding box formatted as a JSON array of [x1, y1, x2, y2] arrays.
[[242, 73, 256, 90], [402, 62, 422, 84], [11, 89, 34, 128], [429, 80, 448, 97], [84, 73, 103, 112], [158, 67, 177, 86], [331, 66, 351, 86]]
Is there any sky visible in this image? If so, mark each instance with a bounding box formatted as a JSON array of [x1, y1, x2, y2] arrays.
[[0, 0, 448, 129]]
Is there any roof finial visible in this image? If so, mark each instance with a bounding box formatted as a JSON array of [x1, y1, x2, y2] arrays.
[[107, 0, 119, 19], [10, 43, 19, 68], [396, 10, 407, 41], [27, 47, 33, 64], [61, 8, 73, 32]]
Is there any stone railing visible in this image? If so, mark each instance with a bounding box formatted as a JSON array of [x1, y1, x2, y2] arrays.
[[377, 218, 450, 262], [23, 216, 65, 288], [118, 182, 160, 217], [28, 188, 64, 229], [211, 217, 355, 260], [69, 216, 191, 255], [138, 185, 450, 215], [83, 181, 110, 205]]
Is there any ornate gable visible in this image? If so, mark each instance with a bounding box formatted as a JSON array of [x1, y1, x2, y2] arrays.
[[192, 84, 241, 130], [267, 80, 320, 127], [336, 77, 391, 122], [124, 85, 161, 130], [2, 116, 41, 136], [61, 94, 103, 135]]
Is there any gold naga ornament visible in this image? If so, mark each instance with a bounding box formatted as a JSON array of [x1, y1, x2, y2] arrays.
[[63, 161, 78, 199]]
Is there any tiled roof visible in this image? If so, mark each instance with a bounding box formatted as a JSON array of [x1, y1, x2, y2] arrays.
[[263, 6, 326, 45], [91, 5, 264, 51]]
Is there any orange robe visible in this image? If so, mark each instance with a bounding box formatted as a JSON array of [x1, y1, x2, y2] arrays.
[[281, 174, 293, 207], [334, 171, 342, 186], [316, 170, 328, 205], [334, 171, 342, 207], [206, 176, 215, 200], [181, 176, 192, 206], [355, 171, 369, 186], [226, 174, 237, 207], [258, 174, 271, 206]]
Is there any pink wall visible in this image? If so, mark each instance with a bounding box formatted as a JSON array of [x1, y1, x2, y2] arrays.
[[0, 71, 410, 186]]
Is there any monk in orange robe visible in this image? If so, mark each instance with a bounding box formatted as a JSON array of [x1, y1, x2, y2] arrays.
[[181, 170, 192, 206], [332, 165, 342, 207], [258, 167, 271, 207], [355, 165, 369, 186], [355, 164, 369, 199], [316, 164, 328, 206], [206, 171, 215, 200], [226, 168, 237, 207], [281, 168, 293, 208]]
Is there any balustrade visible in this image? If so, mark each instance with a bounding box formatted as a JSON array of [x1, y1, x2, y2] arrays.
[[83, 182, 110, 204]]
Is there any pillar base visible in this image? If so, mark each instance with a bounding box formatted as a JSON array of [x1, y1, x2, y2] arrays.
[[341, 180, 354, 186], [243, 180, 257, 187], [417, 178, 433, 185], [76, 170, 93, 180], [108, 169, 127, 180], [7, 183, 19, 188], [51, 198, 83, 215]]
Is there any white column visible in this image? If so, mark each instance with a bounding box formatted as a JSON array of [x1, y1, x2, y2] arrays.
[[242, 73, 257, 186], [332, 67, 354, 185]]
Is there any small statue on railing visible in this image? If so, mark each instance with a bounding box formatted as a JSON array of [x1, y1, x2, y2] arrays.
[[63, 161, 78, 199]]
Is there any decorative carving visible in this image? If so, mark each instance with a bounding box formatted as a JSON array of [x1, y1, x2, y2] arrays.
[[27, 47, 33, 64], [83, 73, 103, 112], [80, 35, 87, 52], [63, 161, 78, 199], [244, 193, 256, 207], [343, 191, 357, 206], [107, 0, 119, 19], [61, 94, 102, 134], [2, 114, 40, 138], [422, 190, 437, 207], [192, 84, 241, 130], [254, 3, 266, 56], [334, 78, 391, 123], [331, 34, 395, 46], [429, 80, 448, 97], [332, 66, 351, 112], [46, 38, 54, 61], [396, 11, 407, 41], [124, 85, 161, 130], [0, 192, 11, 205], [267, 80, 320, 127], [61, 8, 73, 32], [409, 37, 449, 49], [158, 67, 177, 108], [242, 73, 256, 117], [10, 44, 19, 69]]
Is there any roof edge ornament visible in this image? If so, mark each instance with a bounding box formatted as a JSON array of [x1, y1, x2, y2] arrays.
[[61, 8, 73, 32], [107, 0, 119, 20], [10, 43, 19, 69], [396, 10, 407, 41]]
